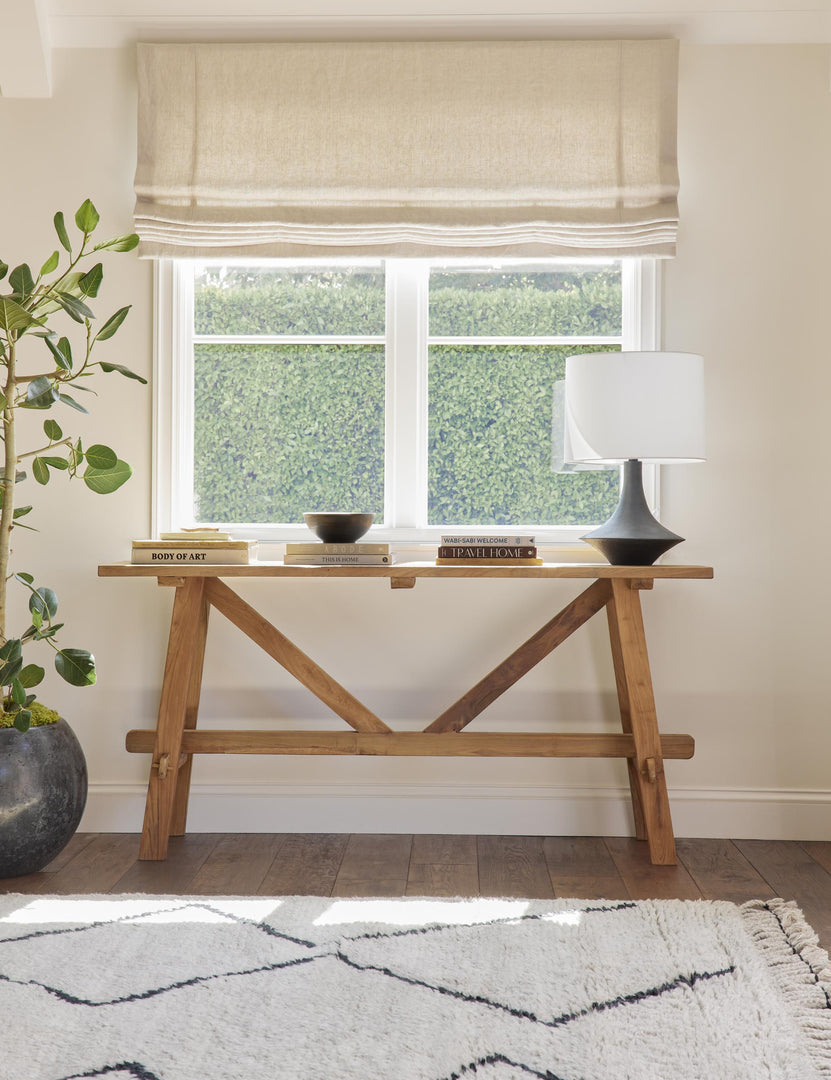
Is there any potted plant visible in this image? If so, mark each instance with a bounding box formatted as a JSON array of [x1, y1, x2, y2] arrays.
[[0, 200, 143, 877]]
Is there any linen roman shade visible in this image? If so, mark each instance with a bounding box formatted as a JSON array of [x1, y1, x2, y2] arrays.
[[134, 39, 679, 258]]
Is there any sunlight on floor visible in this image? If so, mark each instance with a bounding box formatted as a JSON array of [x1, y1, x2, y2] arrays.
[[0, 898, 283, 925], [313, 898, 533, 926]]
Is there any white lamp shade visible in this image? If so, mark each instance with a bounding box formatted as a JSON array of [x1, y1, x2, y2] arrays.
[[564, 351, 705, 464]]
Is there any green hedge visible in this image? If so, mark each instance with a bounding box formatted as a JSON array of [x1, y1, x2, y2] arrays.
[[194, 345, 384, 522], [195, 268, 385, 336], [192, 268, 622, 526], [428, 345, 619, 526]]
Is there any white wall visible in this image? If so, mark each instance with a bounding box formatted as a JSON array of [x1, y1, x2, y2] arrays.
[[1, 43, 829, 838]]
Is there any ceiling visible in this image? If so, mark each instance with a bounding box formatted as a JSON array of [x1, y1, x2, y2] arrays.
[[2, 0, 830, 97]]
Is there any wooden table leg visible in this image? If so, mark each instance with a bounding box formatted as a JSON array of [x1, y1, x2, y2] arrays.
[[606, 595, 647, 842], [607, 578, 677, 865], [139, 577, 206, 860], [169, 587, 210, 837]]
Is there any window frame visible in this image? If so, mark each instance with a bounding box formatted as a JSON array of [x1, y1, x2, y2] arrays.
[[153, 256, 661, 549]]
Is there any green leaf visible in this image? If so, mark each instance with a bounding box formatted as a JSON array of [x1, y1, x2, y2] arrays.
[[78, 263, 103, 298], [59, 393, 88, 414], [83, 458, 132, 494], [32, 457, 49, 485], [12, 506, 32, 519], [34, 622, 63, 640], [0, 657, 23, 684], [9, 264, 35, 300], [94, 234, 140, 253], [15, 572, 34, 585], [55, 648, 96, 687], [43, 418, 63, 441], [25, 376, 60, 409], [74, 199, 100, 235], [48, 270, 83, 298], [44, 335, 72, 371], [13, 710, 31, 732], [17, 664, 44, 688], [0, 638, 22, 661], [55, 292, 94, 323], [0, 297, 41, 334], [99, 361, 147, 384], [0, 261, 7, 281], [54, 211, 72, 253], [94, 305, 130, 342], [84, 444, 117, 470], [42, 456, 68, 470], [29, 587, 58, 618], [39, 251, 60, 277], [10, 678, 26, 706]]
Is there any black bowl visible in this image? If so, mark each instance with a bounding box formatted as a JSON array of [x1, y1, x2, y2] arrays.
[[303, 513, 375, 544]]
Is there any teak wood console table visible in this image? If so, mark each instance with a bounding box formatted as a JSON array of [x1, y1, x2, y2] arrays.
[[98, 561, 713, 865]]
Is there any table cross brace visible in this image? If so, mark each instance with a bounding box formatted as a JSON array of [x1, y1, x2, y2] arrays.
[[129, 573, 692, 865]]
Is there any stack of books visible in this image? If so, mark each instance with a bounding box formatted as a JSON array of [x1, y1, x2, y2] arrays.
[[435, 534, 542, 566], [283, 542, 392, 566], [131, 530, 257, 565]]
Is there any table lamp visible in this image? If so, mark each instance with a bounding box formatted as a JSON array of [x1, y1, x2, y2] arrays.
[[564, 351, 705, 565]]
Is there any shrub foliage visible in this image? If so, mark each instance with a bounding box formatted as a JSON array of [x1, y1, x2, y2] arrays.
[[193, 267, 622, 526]]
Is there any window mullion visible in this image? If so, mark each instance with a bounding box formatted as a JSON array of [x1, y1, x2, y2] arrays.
[[154, 260, 194, 534], [386, 259, 428, 529], [623, 257, 662, 514]]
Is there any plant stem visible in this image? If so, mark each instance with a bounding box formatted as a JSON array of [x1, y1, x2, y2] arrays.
[[0, 336, 17, 641]]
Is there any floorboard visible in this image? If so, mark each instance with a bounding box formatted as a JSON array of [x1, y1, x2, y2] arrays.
[[3, 833, 831, 951], [734, 839, 831, 948], [675, 838, 776, 905], [332, 834, 413, 897], [542, 836, 630, 900], [604, 837, 703, 900], [188, 834, 285, 895], [407, 835, 479, 897], [477, 835, 554, 899], [259, 834, 348, 896]]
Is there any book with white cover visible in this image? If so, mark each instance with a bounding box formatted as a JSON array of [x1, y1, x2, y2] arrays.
[[440, 535, 536, 546], [133, 539, 252, 549], [283, 553, 391, 565], [131, 540, 257, 564], [285, 542, 390, 555], [159, 530, 236, 541]]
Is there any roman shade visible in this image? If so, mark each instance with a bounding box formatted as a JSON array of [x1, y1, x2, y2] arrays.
[[134, 39, 679, 259]]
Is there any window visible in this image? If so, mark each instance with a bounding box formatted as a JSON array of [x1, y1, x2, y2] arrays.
[[154, 258, 659, 545]]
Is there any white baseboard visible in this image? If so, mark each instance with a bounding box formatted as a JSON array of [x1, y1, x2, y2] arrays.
[[80, 782, 831, 840]]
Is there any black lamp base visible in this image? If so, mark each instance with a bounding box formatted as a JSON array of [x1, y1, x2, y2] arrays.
[[582, 459, 683, 567]]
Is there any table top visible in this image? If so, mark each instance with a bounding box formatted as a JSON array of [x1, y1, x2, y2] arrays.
[[98, 561, 714, 581]]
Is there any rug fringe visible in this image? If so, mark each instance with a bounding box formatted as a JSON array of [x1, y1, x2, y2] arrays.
[[741, 899, 831, 1077]]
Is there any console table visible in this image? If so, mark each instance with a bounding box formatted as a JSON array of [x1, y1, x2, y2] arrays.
[[98, 561, 713, 865]]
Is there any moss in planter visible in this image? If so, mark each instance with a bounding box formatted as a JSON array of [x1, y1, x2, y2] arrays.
[[0, 703, 60, 728]]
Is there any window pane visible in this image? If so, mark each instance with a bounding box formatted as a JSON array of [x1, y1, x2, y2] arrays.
[[428, 344, 620, 527], [193, 344, 384, 523], [194, 265, 386, 336], [429, 264, 622, 337]]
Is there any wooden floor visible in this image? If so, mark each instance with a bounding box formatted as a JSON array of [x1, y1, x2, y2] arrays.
[[3, 833, 831, 949]]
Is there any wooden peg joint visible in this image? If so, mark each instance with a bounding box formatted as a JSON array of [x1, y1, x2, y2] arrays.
[[644, 757, 658, 783], [153, 753, 171, 780], [157, 577, 186, 587], [391, 577, 416, 589], [632, 579, 655, 591]]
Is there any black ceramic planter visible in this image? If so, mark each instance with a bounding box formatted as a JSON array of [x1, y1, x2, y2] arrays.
[[0, 718, 87, 878]]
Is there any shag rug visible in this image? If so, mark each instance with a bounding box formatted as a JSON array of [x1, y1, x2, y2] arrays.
[[1, 894, 830, 1080]]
